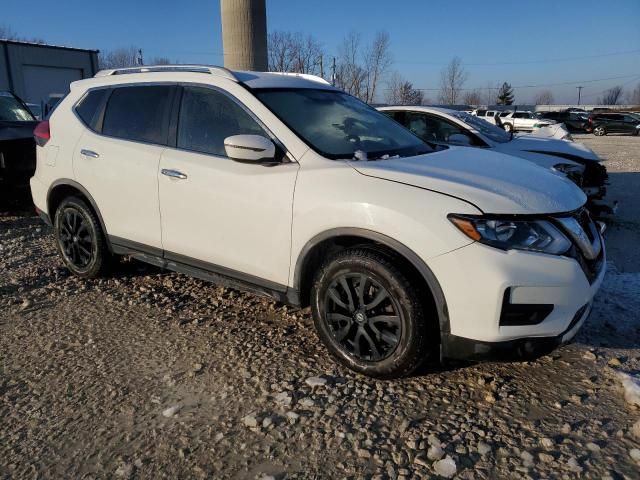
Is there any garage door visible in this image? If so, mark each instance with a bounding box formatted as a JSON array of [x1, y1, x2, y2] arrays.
[[22, 64, 83, 104]]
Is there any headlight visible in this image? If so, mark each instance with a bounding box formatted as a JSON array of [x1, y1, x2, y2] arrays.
[[448, 215, 571, 255]]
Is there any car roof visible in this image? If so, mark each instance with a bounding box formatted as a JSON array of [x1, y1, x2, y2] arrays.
[[88, 64, 337, 91], [378, 105, 459, 116]]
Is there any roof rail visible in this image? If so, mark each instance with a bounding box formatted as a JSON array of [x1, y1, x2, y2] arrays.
[[268, 72, 331, 85], [94, 64, 238, 82]]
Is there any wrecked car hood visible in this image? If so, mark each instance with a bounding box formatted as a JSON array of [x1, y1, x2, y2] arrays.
[[500, 134, 600, 162], [351, 147, 586, 215]]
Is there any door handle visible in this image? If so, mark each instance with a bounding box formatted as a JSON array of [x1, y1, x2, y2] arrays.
[[80, 149, 99, 158], [161, 169, 188, 180]]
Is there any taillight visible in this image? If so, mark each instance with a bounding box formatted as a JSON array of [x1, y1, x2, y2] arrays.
[[34, 120, 50, 147], [587, 117, 593, 124]]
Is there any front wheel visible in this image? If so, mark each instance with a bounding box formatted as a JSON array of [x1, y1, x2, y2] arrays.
[[54, 196, 112, 278], [310, 248, 433, 378], [593, 126, 606, 136], [503, 123, 513, 133]]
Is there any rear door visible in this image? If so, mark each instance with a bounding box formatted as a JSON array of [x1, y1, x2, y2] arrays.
[[73, 84, 175, 250]]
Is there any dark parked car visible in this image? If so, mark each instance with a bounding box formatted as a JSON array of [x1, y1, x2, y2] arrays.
[[588, 113, 640, 136], [540, 111, 590, 132], [0, 92, 38, 188]]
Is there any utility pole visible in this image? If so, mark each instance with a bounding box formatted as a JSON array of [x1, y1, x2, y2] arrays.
[[136, 49, 143, 66], [331, 57, 336, 86], [319, 55, 324, 79], [576, 86, 584, 105]]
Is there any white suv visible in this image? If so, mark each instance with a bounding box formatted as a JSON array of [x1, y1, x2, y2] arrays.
[[31, 65, 605, 378]]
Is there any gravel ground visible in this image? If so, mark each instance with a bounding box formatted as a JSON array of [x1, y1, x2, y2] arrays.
[[1, 136, 640, 479]]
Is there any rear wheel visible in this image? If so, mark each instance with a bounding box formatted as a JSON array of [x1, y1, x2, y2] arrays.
[[310, 248, 433, 378], [54, 196, 111, 278], [593, 126, 606, 136], [503, 123, 513, 133]]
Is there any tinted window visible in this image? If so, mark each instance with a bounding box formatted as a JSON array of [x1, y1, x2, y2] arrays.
[[102, 85, 173, 144], [75, 89, 107, 128], [177, 86, 265, 157], [475, 109, 487, 116]]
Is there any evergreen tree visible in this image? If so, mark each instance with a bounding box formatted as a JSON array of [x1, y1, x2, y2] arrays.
[[496, 82, 514, 105]]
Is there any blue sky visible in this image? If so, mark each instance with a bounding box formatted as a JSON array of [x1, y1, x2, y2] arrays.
[[3, 0, 640, 103]]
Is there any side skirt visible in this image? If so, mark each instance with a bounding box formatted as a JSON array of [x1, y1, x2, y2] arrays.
[[110, 236, 301, 307]]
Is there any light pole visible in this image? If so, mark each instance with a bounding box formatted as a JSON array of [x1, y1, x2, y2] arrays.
[[577, 86, 584, 106]]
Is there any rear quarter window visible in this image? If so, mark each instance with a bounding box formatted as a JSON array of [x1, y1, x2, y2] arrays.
[[75, 89, 108, 129]]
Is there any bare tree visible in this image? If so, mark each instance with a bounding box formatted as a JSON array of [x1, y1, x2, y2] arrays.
[[438, 57, 468, 105], [334, 31, 393, 102], [268, 31, 323, 76], [98, 46, 141, 69], [627, 82, 640, 106], [149, 57, 171, 65], [385, 72, 424, 105], [363, 31, 392, 103], [334, 32, 367, 99], [462, 89, 483, 106], [0, 23, 45, 43], [0, 24, 17, 39], [599, 85, 624, 105], [534, 90, 555, 105]]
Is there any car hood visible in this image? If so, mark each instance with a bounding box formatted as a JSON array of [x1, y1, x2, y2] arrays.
[[350, 147, 586, 215], [499, 135, 600, 162]]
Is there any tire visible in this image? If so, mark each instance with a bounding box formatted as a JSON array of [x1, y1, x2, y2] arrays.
[[54, 196, 111, 278], [503, 123, 513, 133], [310, 248, 433, 379], [593, 126, 606, 136]]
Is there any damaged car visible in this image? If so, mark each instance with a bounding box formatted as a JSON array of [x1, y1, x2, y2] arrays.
[[380, 106, 613, 215], [31, 66, 605, 378], [0, 91, 38, 189]]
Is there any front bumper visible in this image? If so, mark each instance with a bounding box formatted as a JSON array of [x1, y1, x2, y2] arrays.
[[428, 229, 606, 361], [442, 302, 592, 361]]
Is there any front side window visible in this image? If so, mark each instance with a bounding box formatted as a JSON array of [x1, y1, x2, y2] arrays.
[[102, 85, 173, 144], [254, 88, 432, 160], [0, 92, 35, 122], [451, 111, 511, 143], [177, 86, 265, 157]]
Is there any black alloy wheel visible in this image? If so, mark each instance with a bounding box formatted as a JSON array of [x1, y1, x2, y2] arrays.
[[324, 272, 401, 361], [58, 206, 94, 269], [54, 196, 111, 278], [311, 248, 432, 378]]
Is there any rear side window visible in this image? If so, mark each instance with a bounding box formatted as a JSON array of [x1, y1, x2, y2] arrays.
[[75, 89, 107, 129], [177, 86, 265, 157], [102, 85, 173, 144]]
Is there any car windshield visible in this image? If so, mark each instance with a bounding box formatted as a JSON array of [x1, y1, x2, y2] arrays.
[[254, 88, 433, 160], [0, 93, 35, 122], [450, 110, 511, 143]]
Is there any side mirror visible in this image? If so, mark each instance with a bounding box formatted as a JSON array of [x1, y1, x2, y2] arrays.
[[224, 134, 276, 163], [448, 133, 472, 146]]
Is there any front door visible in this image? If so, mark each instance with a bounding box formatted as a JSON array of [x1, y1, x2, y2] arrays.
[[158, 85, 299, 287]]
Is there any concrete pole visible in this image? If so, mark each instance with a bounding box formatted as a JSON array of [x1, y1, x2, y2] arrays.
[[220, 0, 268, 71]]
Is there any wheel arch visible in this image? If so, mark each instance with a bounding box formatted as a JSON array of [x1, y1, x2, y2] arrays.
[[47, 179, 114, 253], [293, 228, 450, 336]]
